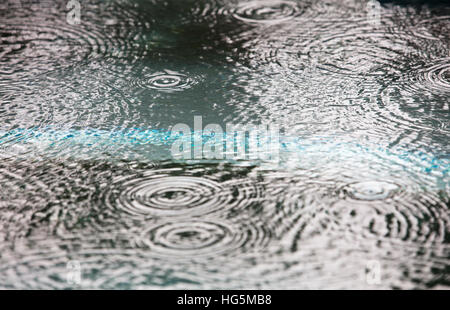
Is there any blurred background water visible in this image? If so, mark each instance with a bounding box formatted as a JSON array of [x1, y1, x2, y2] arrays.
[[0, 0, 449, 289]]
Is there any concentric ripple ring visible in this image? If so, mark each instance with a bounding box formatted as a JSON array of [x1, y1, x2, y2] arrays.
[[102, 164, 264, 218], [132, 70, 199, 92], [415, 61, 450, 93], [232, 1, 302, 24], [116, 176, 224, 216], [342, 181, 400, 201], [138, 219, 270, 258]]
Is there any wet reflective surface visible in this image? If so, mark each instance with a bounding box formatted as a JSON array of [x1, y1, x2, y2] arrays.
[[0, 0, 449, 289]]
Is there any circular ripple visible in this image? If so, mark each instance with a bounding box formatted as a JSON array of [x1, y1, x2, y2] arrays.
[[132, 70, 199, 93], [138, 219, 270, 258], [0, 23, 98, 80], [371, 60, 450, 137], [264, 11, 447, 78], [232, 1, 302, 24], [0, 3, 149, 84], [259, 146, 450, 251], [0, 159, 157, 241], [332, 181, 449, 246], [103, 163, 264, 218], [0, 229, 271, 289], [342, 181, 400, 201], [0, 75, 136, 148], [116, 176, 223, 216], [375, 82, 450, 141], [412, 60, 450, 93], [302, 30, 423, 77]]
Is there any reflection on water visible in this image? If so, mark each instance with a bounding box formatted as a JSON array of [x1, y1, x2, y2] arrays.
[[0, 0, 449, 289]]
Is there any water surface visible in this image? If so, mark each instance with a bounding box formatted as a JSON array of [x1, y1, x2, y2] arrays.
[[0, 0, 449, 289]]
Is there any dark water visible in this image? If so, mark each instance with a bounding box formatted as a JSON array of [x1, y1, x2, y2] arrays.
[[0, 0, 449, 289]]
